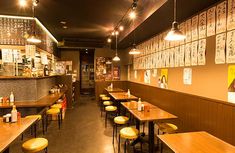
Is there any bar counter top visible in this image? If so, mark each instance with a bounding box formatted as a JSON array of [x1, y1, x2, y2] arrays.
[[0, 89, 66, 108]]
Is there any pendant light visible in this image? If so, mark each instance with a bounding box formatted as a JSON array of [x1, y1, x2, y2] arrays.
[[129, 17, 140, 55], [27, 0, 41, 43], [113, 33, 120, 62], [165, 0, 186, 41]]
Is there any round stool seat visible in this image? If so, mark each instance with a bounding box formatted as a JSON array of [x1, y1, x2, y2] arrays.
[[103, 101, 113, 106], [51, 104, 62, 109], [114, 116, 129, 124], [99, 94, 107, 98], [157, 123, 178, 133], [120, 127, 139, 139], [22, 138, 48, 153], [46, 108, 60, 115], [102, 97, 111, 101], [25, 115, 42, 120], [105, 106, 117, 112]]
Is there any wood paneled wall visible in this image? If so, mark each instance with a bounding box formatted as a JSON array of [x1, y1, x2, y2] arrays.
[[127, 81, 235, 145]]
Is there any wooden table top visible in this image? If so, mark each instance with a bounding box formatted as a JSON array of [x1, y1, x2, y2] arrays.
[[109, 92, 138, 101], [158, 131, 235, 153], [129, 107, 177, 121], [105, 87, 124, 93], [121, 101, 158, 110], [0, 90, 66, 108], [0, 117, 38, 152]]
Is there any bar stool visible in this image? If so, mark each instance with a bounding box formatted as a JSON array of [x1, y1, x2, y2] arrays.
[[46, 108, 61, 131], [100, 96, 111, 117], [113, 116, 129, 144], [22, 138, 48, 153], [24, 115, 44, 138], [51, 104, 63, 122], [105, 105, 117, 127], [101, 101, 113, 117], [156, 122, 178, 153], [118, 127, 139, 153]]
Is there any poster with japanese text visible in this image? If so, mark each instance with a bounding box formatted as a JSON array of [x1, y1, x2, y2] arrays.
[[199, 11, 207, 39], [186, 19, 192, 43], [207, 7, 216, 37], [216, 1, 227, 34], [180, 45, 185, 67], [179, 22, 186, 45], [192, 15, 199, 41], [185, 43, 192, 66], [183, 68, 192, 85], [170, 48, 175, 68], [215, 33, 226, 64], [227, 0, 235, 30], [174, 46, 180, 67], [198, 39, 206, 65], [165, 49, 170, 68], [226, 30, 235, 63], [191, 41, 198, 66]]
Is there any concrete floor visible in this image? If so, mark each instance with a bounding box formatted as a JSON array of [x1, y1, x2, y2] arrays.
[[10, 95, 173, 153]]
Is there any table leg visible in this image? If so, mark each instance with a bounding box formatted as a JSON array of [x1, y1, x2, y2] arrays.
[[3, 147, 9, 153], [149, 121, 154, 153], [117, 101, 120, 115], [136, 119, 140, 130]]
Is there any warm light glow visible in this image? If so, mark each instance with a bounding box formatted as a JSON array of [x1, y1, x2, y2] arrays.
[[115, 31, 119, 35], [111, 31, 115, 36], [165, 21, 186, 41], [129, 11, 136, 19], [113, 55, 120, 61], [119, 26, 124, 31], [129, 47, 140, 55], [107, 38, 112, 43], [19, 0, 27, 7], [27, 35, 42, 43]]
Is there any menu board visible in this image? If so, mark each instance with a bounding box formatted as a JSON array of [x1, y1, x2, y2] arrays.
[[215, 33, 226, 64]]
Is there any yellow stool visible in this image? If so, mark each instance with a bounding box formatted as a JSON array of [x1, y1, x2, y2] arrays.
[[113, 116, 129, 144], [22, 138, 48, 153], [99, 94, 107, 98], [25, 115, 44, 137], [102, 96, 111, 101], [51, 104, 62, 109], [105, 106, 117, 128], [118, 127, 139, 153], [103, 101, 113, 106], [46, 108, 61, 131]]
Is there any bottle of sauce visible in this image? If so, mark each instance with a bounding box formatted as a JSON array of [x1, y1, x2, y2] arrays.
[[127, 89, 130, 97], [138, 98, 142, 111], [9, 92, 14, 103], [44, 65, 49, 76], [11, 105, 17, 122]]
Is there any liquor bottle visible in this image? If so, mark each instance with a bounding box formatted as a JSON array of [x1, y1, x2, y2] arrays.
[[138, 98, 142, 111], [44, 65, 49, 76], [9, 92, 14, 103], [11, 105, 17, 122]]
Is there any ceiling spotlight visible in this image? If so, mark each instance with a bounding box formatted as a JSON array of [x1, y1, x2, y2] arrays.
[[60, 21, 66, 25], [62, 26, 68, 29], [129, 11, 136, 19], [19, 0, 27, 7], [107, 38, 112, 43], [115, 31, 119, 35], [119, 26, 124, 31]]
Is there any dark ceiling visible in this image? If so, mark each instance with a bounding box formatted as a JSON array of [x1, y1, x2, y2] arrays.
[[0, 0, 221, 49]]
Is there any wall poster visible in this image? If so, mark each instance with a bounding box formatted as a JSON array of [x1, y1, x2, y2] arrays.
[[179, 22, 186, 45], [165, 50, 170, 68], [170, 48, 175, 68], [226, 30, 235, 63], [228, 65, 235, 103], [174, 46, 180, 67], [216, 1, 227, 34], [207, 6, 216, 37], [198, 39, 207, 65], [186, 19, 192, 43], [185, 43, 192, 66], [183, 68, 192, 85], [215, 33, 226, 64], [180, 45, 185, 67], [160, 69, 168, 89], [199, 11, 207, 39], [227, 0, 235, 31], [192, 15, 199, 41], [191, 41, 198, 66], [144, 70, 151, 84]]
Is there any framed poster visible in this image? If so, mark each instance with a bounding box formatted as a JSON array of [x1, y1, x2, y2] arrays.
[[215, 33, 226, 64]]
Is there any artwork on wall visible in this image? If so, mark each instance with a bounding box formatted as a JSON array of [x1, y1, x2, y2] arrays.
[[113, 66, 120, 80], [226, 30, 235, 63], [183, 68, 192, 85], [227, 0, 235, 31], [215, 33, 226, 64], [160, 69, 168, 89]]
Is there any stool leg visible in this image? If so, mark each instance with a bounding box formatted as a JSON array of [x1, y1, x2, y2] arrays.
[[105, 112, 108, 128], [118, 134, 121, 153], [112, 123, 115, 144], [58, 114, 61, 130], [46, 115, 48, 132], [124, 139, 127, 153], [34, 123, 37, 138], [42, 116, 45, 135], [45, 147, 48, 153], [115, 124, 118, 140]]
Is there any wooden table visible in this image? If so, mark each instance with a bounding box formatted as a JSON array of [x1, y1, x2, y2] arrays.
[[105, 87, 124, 93], [109, 92, 138, 114], [121, 101, 158, 110], [158, 131, 235, 153], [0, 117, 38, 153], [129, 108, 177, 153]]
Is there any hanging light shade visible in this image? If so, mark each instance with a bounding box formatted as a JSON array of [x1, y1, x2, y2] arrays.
[[129, 44, 140, 55], [165, 21, 186, 41], [113, 34, 120, 62], [27, 33, 42, 43], [165, 0, 185, 41]]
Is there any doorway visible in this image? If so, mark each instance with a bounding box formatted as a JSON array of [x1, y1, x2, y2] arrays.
[[80, 49, 95, 95]]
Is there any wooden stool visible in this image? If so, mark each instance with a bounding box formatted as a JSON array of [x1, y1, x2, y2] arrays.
[[46, 108, 61, 132], [22, 138, 48, 153], [101, 101, 113, 116], [100, 96, 111, 117], [118, 127, 139, 153], [113, 116, 129, 144], [23, 115, 44, 139], [105, 106, 117, 127]]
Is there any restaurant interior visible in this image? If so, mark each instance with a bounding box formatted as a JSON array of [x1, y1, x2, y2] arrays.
[[0, 0, 235, 153]]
